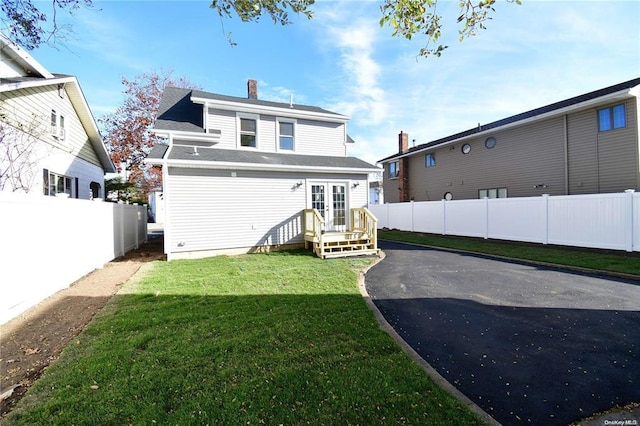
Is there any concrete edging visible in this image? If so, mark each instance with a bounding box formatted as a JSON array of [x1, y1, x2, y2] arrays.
[[358, 251, 501, 426]]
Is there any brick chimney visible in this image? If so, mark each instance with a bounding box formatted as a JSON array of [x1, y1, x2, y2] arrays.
[[399, 130, 409, 153], [398, 131, 410, 202], [248, 79, 258, 99]]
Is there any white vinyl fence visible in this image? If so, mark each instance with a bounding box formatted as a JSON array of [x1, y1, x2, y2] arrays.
[[369, 191, 639, 253], [0, 192, 148, 325]]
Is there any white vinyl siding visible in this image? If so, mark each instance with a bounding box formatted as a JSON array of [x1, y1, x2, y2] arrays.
[[1, 86, 100, 166], [207, 108, 236, 149], [1, 86, 106, 198], [296, 120, 346, 156], [165, 168, 369, 256], [206, 109, 346, 156]]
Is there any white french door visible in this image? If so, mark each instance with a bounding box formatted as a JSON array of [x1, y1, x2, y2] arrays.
[[310, 182, 347, 232]]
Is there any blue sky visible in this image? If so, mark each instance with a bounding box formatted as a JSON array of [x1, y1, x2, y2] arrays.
[[29, 0, 640, 165]]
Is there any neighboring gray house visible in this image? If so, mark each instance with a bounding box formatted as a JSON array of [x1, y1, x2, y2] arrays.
[[379, 78, 640, 203], [0, 33, 115, 198], [146, 81, 380, 260]]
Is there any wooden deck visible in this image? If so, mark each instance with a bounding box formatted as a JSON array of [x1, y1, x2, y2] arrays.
[[303, 208, 379, 259]]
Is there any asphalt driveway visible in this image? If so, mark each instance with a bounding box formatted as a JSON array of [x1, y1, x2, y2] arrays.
[[364, 240, 640, 425]]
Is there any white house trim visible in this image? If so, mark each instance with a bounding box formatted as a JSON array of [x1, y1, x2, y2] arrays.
[[192, 97, 349, 124], [380, 85, 640, 163], [158, 158, 380, 174]]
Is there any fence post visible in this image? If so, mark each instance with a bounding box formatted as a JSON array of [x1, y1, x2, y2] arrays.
[[484, 197, 489, 239], [119, 203, 125, 257], [442, 199, 447, 235], [625, 189, 635, 252], [411, 200, 415, 232], [386, 202, 390, 230], [542, 194, 549, 245]]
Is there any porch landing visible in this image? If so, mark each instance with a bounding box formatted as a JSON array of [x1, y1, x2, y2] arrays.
[[303, 208, 379, 259]]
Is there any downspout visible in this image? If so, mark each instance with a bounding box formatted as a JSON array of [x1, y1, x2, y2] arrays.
[[564, 114, 569, 194], [163, 136, 173, 259]]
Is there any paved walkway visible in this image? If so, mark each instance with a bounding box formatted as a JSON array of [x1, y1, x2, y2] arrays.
[[364, 241, 640, 425]]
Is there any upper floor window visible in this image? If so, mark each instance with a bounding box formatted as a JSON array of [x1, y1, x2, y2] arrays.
[[389, 161, 399, 178], [238, 113, 259, 148], [598, 104, 626, 132], [425, 153, 436, 167], [50, 109, 66, 140], [277, 119, 295, 151]]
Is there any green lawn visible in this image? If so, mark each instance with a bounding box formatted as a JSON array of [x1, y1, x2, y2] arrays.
[[379, 230, 640, 277], [2, 251, 485, 425]]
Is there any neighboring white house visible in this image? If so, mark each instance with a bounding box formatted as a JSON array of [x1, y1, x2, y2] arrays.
[[0, 33, 115, 197], [146, 80, 381, 260]]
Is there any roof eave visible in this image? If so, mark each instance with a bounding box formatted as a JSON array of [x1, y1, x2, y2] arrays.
[[145, 157, 380, 174], [0, 75, 115, 173], [378, 85, 639, 164], [191, 96, 349, 123]]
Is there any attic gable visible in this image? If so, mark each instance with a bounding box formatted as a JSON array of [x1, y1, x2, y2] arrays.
[[0, 32, 53, 79]]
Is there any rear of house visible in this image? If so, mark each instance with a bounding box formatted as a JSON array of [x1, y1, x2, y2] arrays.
[[380, 78, 640, 202], [146, 82, 380, 260]]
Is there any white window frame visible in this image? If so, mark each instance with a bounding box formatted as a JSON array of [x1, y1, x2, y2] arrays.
[[276, 117, 296, 152], [50, 109, 66, 141], [236, 112, 260, 149], [44, 170, 74, 197]]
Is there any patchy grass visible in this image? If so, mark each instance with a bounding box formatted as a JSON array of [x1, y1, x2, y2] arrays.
[[2, 251, 485, 425], [379, 230, 640, 276]]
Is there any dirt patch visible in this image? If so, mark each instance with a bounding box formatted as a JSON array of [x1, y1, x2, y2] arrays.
[[0, 234, 165, 417]]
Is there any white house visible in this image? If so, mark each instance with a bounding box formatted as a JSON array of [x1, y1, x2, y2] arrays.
[[146, 80, 381, 260], [0, 33, 115, 198]]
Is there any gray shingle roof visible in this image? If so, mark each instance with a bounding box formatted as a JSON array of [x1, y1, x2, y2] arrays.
[[189, 88, 343, 116], [379, 77, 640, 163], [146, 144, 378, 171], [154, 86, 347, 133], [154, 87, 204, 132]]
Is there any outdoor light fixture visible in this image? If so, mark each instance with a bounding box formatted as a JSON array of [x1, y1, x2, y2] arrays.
[[352, 182, 360, 189], [533, 183, 548, 189]]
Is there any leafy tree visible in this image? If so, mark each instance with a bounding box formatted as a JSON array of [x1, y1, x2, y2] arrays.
[[3, 0, 520, 57], [0, 0, 93, 50], [210, 0, 522, 57], [99, 70, 199, 201], [104, 176, 136, 203]]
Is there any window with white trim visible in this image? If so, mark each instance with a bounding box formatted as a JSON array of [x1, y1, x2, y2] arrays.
[[43, 170, 74, 197], [50, 109, 66, 140], [237, 113, 259, 148], [598, 104, 626, 132], [277, 118, 295, 151]]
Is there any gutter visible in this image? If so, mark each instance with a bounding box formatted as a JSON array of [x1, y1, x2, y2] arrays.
[[146, 157, 381, 174], [378, 86, 638, 164], [192, 97, 349, 124]]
